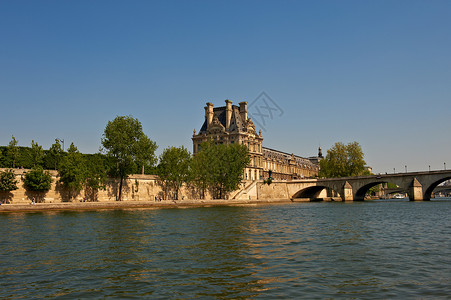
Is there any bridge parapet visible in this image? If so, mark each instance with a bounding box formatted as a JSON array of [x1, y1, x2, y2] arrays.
[[282, 170, 451, 201]]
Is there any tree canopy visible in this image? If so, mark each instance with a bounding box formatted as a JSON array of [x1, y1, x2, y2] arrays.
[[58, 143, 86, 199], [157, 146, 191, 200], [319, 142, 367, 178], [46, 139, 64, 170], [23, 167, 52, 192], [193, 141, 249, 199], [101, 115, 157, 200], [8, 136, 19, 168], [30, 140, 44, 167], [0, 169, 18, 192]]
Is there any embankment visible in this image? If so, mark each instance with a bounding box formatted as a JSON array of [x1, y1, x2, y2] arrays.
[[0, 198, 293, 213]]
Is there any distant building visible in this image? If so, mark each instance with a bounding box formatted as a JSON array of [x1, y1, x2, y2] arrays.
[[192, 100, 322, 180]]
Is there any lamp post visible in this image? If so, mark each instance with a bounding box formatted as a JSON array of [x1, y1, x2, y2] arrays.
[[405, 165, 407, 173], [429, 165, 431, 172], [393, 168, 395, 174], [56, 138, 65, 152]]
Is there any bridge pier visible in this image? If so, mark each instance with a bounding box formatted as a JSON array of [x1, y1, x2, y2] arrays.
[[408, 178, 424, 201], [286, 171, 451, 202], [342, 181, 354, 201]]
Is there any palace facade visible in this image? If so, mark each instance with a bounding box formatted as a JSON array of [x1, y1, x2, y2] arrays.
[[192, 100, 322, 180]]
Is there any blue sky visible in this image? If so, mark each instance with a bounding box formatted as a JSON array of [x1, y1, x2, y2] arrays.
[[1, 0, 450, 174]]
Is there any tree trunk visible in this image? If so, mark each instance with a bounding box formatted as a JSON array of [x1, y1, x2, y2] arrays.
[[118, 176, 123, 201]]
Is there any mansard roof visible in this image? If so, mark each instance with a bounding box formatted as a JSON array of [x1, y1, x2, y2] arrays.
[[199, 105, 246, 134]]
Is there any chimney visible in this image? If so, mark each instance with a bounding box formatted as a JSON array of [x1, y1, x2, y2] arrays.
[[225, 99, 232, 129], [205, 102, 214, 129], [239, 101, 248, 121]]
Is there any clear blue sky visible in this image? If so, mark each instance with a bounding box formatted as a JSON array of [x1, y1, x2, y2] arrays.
[[1, 0, 450, 174]]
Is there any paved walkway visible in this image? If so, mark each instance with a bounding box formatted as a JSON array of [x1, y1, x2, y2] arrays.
[[0, 198, 291, 212]]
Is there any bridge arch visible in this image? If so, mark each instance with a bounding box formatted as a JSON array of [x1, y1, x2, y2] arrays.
[[355, 181, 404, 200], [355, 182, 383, 201], [292, 186, 341, 201], [424, 176, 451, 200]]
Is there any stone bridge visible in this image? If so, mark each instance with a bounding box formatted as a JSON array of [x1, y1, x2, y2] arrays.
[[257, 170, 451, 201]]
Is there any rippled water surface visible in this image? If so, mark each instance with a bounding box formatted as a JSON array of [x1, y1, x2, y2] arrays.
[[1, 200, 451, 299]]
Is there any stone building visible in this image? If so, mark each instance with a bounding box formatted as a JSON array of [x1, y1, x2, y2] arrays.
[[192, 100, 321, 180]]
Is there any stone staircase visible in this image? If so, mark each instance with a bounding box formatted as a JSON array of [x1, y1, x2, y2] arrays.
[[232, 180, 258, 200]]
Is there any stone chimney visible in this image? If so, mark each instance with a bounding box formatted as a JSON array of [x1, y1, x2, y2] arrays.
[[205, 102, 214, 129], [239, 101, 248, 121], [225, 99, 232, 130]]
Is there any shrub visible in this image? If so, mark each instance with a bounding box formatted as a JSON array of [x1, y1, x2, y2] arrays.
[[0, 169, 18, 191], [24, 167, 52, 192]]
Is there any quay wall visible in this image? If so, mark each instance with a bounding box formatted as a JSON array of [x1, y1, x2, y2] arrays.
[[0, 168, 275, 204], [0, 169, 165, 204]]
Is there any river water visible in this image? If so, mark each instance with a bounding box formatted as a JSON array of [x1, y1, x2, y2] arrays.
[[1, 199, 450, 299]]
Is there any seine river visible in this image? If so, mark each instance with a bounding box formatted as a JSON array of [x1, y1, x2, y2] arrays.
[[1, 200, 450, 299]]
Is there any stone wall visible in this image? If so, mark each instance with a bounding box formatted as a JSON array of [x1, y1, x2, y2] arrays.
[[0, 169, 167, 204], [257, 181, 289, 199], [0, 168, 261, 204]]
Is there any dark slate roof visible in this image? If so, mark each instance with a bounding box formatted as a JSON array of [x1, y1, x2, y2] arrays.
[[199, 106, 234, 133], [199, 119, 208, 132]]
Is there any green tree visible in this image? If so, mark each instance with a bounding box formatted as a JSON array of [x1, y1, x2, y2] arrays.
[[156, 146, 191, 200], [8, 136, 19, 168], [30, 140, 44, 167], [135, 136, 158, 174], [195, 142, 249, 199], [84, 153, 107, 201], [319, 142, 366, 178], [46, 139, 64, 170], [58, 143, 86, 199], [0, 169, 18, 192], [101, 115, 157, 201], [190, 148, 210, 199], [24, 167, 52, 192]]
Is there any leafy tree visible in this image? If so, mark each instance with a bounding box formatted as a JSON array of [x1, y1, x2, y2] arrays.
[[8, 136, 19, 168], [135, 136, 158, 175], [24, 166, 52, 192], [30, 140, 44, 167], [84, 153, 107, 201], [194, 142, 249, 199], [58, 143, 86, 199], [46, 139, 64, 170], [157, 146, 191, 200], [0, 169, 18, 192], [386, 182, 398, 189], [319, 142, 366, 178], [101, 115, 157, 201], [190, 148, 210, 199]]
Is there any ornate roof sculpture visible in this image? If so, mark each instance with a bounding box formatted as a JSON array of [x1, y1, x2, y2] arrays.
[[192, 99, 321, 180]]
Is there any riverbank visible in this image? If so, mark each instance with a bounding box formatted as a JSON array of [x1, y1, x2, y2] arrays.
[[0, 198, 294, 213]]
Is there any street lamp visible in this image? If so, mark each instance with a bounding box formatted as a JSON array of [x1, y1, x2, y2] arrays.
[[393, 168, 395, 174], [405, 165, 407, 173], [429, 165, 431, 172], [56, 138, 65, 151]]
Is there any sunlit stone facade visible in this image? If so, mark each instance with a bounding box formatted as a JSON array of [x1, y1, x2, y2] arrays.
[[192, 100, 321, 180]]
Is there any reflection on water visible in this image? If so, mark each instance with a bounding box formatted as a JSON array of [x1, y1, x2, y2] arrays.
[[1, 201, 451, 298]]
